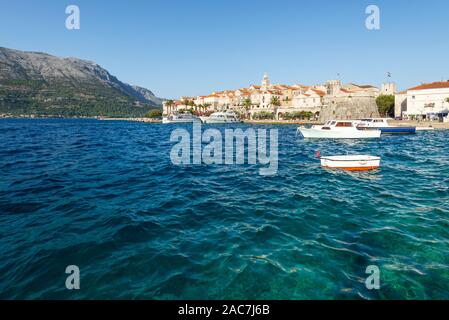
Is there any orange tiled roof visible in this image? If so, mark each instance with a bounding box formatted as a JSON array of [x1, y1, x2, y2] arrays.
[[408, 81, 449, 91], [311, 89, 326, 96]]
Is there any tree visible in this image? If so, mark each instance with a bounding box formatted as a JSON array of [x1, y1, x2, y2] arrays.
[[242, 98, 252, 119], [253, 111, 275, 120], [446, 97, 449, 103], [165, 99, 174, 107], [145, 109, 162, 118], [270, 96, 281, 107], [376, 95, 395, 117], [243, 98, 252, 109]]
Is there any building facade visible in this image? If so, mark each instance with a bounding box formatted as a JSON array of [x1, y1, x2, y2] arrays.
[[394, 81, 449, 120], [163, 74, 384, 121]]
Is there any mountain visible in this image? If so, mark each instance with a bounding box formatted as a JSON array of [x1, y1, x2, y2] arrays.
[[130, 85, 164, 107], [0, 47, 163, 117]]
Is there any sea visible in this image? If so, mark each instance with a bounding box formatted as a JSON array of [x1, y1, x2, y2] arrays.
[[0, 118, 448, 299]]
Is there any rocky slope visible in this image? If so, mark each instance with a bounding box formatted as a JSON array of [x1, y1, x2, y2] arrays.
[[0, 47, 162, 117]]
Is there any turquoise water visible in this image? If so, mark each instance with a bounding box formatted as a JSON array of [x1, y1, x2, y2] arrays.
[[0, 119, 448, 299]]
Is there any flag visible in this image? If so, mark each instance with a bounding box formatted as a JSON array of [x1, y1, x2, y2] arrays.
[[387, 72, 392, 78]]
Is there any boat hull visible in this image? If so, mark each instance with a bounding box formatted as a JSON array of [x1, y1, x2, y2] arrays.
[[359, 126, 416, 134], [298, 127, 381, 139], [416, 127, 435, 131], [162, 118, 201, 124], [321, 155, 381, 171], [201, 119, 242, 124]]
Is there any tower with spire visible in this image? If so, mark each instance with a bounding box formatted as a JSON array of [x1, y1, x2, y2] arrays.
[[262, 72, 270, 89]]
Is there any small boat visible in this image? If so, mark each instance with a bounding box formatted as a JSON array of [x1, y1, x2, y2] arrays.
[[320, 155, 381, 171], [356, 118, 416, 134], [162, 113, 201, 124], [416, 126, 435, 131], [201, 112, 242, 124], [297, 120, 381, 139]]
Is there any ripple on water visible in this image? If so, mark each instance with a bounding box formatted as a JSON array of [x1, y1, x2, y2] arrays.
[[0, 119, 448, 299]]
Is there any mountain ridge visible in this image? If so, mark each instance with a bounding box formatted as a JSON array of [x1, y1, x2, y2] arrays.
[[0, 47, 163, 117]]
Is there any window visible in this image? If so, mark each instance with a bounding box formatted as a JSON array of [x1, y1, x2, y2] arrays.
[[336, 122, 353, 127]]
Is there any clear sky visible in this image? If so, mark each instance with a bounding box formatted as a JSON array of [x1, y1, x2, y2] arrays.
[[1, 0, 448, 98]]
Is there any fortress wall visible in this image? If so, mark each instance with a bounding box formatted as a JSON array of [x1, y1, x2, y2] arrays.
[[320, 96, 380, 122]]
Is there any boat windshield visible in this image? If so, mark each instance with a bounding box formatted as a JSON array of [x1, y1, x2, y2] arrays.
[[335, 122, 353, 127]]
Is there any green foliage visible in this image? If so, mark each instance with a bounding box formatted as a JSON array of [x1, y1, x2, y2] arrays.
[[165, 99, 174, 107], [145, 109, 162, 118], [376, 94, 395, 117], [282, 111, 313, 120], [253, 111, 275, 120], [0, 80, 159, 117], [270, 96, 281, 107], [242, 98, 252, 109]]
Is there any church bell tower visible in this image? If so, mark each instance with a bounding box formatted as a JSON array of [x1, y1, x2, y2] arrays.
[[262, 72, 270, 88]]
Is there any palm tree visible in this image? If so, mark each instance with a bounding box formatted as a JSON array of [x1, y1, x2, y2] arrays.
[[270, 96, 281, 119], [242, 98, 252, 119], [270, 96, 281, 107], [165, 99, 174, 114], [182, 99, 190, 107]]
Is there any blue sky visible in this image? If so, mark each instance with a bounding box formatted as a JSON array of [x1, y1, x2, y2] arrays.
[[1, 0, 448, 98]]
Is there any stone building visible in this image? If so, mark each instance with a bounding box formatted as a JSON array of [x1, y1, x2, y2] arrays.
[[164, 74, 384, 121], [319, 80, 380, 122], [394, 81, 449, 120]]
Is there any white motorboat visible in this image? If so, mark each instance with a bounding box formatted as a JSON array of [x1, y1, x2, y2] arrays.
[[356, 118, 416, 134], [201, 112, 242, 124], [162, 113, 201, 124], [416, 126, 435, 131], [297, 120, 381, 139], [320, 155, 381, 171]]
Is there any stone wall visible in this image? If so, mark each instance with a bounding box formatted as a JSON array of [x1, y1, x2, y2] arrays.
[[319, 97, 380, 122]]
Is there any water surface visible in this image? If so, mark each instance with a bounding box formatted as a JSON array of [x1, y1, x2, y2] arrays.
[[0, 119, 448, 299]]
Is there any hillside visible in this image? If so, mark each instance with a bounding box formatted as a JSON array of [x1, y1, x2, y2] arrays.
[[0, 47, 162, 117]]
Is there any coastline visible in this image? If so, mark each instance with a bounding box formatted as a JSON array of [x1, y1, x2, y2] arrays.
[[389, 120, 449, 130], [97, 117, 161, 123], [2, 115, 449, 129]]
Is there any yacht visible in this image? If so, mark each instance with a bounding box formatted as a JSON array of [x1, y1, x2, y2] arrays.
[[200, 112, 242, 124], [356, 118, 416, 134], [162, 113, 201, 124], [297, 120, 381, 139]]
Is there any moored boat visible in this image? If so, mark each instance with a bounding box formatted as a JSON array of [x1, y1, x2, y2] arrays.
[[320, 155, 381, 171], [297, 120, 381, 139], [416, 126, 435, 131], [356, 118, 416, 134], [162, 113, 201, 124], [201, 112, 242, 124]]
